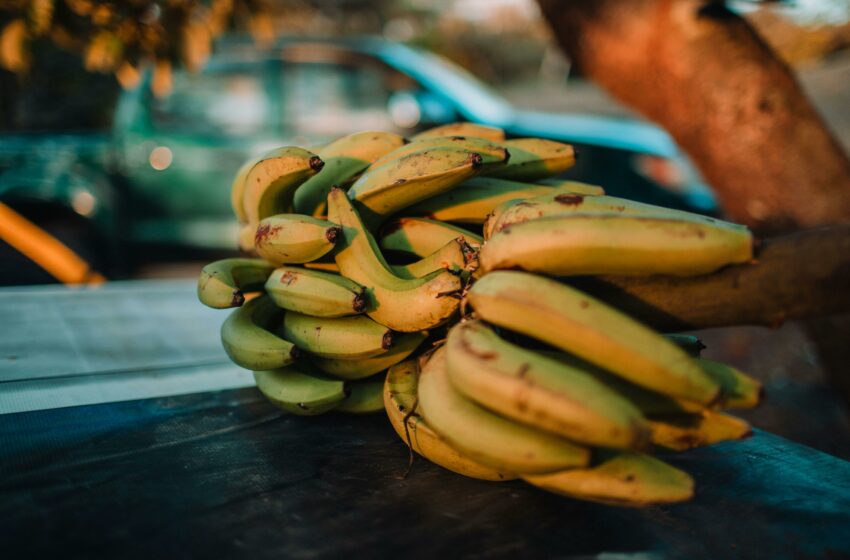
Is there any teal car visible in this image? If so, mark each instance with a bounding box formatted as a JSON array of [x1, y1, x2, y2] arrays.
[[0, 36, 716, 283]]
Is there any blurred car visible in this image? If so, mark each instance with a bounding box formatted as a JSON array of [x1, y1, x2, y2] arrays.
[[0, 36, 716, 282]]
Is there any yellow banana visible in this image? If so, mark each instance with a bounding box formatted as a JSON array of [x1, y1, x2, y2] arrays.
[[479, 214, 754, 277], [303, 260, 340, 273], [253, 214, 341, 265], [221, 295, 299, 371], [369, 135, 509, 170], [293, 131, 406, 217], [384, 359, 516, 481], [379, 217, 482, 258], [389, 238, 473, 279], [486, 138, 575, 181], [335, 374, 387, 414], [311, 331, 427, 380], [231, 156, 260, 223], [696, 358, 764, 409], [524, 452, 694, 506], [327, 188, 462, 332], [412, 122, 505, 142], [648, 411, 752, 451], [348, 148, 485, 225], [198, 258, 275, 309], [281, 311, 394, 360], [254, 365, 347, 416], [487, 191, 742, 236], [535, 177, 605, 195], [446, 320, 650, 450], [466, 271, 721, 406], [265, 266, 367, 318], [242, 147, 324, 224], [238, 223, 257, 253], [418, 347, 590, 475]]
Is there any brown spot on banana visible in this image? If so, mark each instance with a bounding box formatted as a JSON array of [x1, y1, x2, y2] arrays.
[[309, 156, 325, 172], [555, 193, 585, 206]]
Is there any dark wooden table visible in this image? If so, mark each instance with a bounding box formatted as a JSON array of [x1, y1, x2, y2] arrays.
[[1, 281, 849, 559]]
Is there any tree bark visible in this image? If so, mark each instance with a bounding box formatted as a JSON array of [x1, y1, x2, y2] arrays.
[[536, 0, 850, 234], [569, 224, 850, 332]]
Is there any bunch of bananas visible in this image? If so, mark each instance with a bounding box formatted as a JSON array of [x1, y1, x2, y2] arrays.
[[198, 122, 763, 506]]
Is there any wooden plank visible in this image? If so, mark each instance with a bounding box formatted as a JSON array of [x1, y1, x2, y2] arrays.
[[1, 389, 848, 559]]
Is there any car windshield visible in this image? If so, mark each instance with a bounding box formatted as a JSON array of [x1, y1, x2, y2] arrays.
[[382, 44, 515, 125]]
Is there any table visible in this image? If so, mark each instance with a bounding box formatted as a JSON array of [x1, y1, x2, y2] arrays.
[[1, 281, 849, 559]]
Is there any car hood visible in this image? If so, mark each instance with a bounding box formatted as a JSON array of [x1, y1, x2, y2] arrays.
[[507, 110, 680, 159]]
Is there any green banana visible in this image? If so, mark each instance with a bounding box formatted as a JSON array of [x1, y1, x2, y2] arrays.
[[198, 258, 275, 309], [446, 320, 650, 450], [327, 188, 463, 332], [379, 217, 482, 258], [648, 411, 752, 451], [405, 177, 556, 224], [535, 177, 606, 194], [467, 271, 721, 406], [524, 452, 694, 506], [221, 295, 299, 371], [486, 138, 575, 181], [389, 238, 473, 279], [335, 374, 387, 414], [369, 135, 510, 170], [281, 311, 394, 360], [293, 131, 406, 217], [418, 347, 590, 475], [487, 191, 742, 237], [666, 334, 706, 357], [696, 358, 764, 409], [384, 359, 516, 481], [242, 147, 324, 224], [348, 148, 486, 225], [412, 122, 505, 142], [253, 214, 342, 264], [311, 331, 427, 380], [254, 365, 348, 415], [479, 214, 754, 277], [264, 266, 367, 318]]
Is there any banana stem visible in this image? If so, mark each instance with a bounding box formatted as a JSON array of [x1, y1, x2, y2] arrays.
[[568, 224, 850, 331]]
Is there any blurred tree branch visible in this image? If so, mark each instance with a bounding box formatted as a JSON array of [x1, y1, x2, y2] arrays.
[[536, 0, 850, 235]]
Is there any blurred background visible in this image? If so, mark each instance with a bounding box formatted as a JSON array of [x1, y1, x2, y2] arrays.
[[1, 1, 849, 456]]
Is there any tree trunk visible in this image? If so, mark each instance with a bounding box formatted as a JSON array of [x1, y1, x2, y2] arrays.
[[536, 0, 850, 234]]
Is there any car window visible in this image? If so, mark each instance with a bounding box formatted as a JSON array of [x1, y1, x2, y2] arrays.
[[281, 61, 414, 138], [149, 65, 271, 138]]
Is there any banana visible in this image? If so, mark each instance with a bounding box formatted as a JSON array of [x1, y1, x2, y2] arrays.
[[198, 258, 275, 309], [293, 131, 406, 217], [446, 320, 650, 450], [486, 138, 575, 181], [466, 271, 721, 406], [524, 452, 694, 506], [666, 334, 706, 358], [238, 223, 257, 253], [412, 122, 505, 142], [242, 147, 324, 224], [384, 359, 516, 481], [327, 188, 463, 332], [348, 148, 486, 225], [487, 191, 742, 236], [281, 311, 394, 360], [231, 156, 260, 223], [369, 135, 509, 170], [379, 217, 482, 258], [696, 358, 764, 409], [535, 177, 606, 195], [253, 214, 341, 265], [311, 330, 427, 380], [265, 266, 367, 318], [417, 347, 590, 475], [479, 214, 754, 277], [335, 374, 387, 414], [303, 260, 340, 273], [648, 411, 752, 451], [221, 295, 299, 370], [389, 238, 473, 279], [254, 365, 348, 416], [405, 177, 556, 224]]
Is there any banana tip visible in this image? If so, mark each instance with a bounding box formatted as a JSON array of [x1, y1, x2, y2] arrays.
[[231, 290, 245, 307], [309, 156, 325, 172]]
